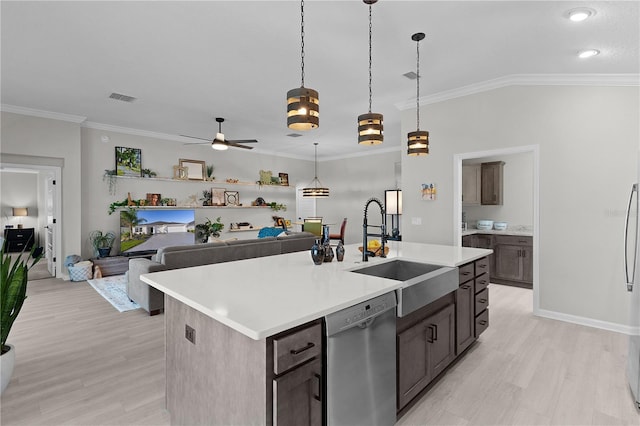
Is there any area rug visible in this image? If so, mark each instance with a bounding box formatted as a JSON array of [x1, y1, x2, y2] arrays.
[[86, 275, 140, 312]]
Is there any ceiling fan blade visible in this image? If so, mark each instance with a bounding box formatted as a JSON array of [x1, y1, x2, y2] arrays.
[[180, 134, 212, 142], [183, 141, 212, 146], [227, 139, 258, 144], [227, 142, 254, 150]]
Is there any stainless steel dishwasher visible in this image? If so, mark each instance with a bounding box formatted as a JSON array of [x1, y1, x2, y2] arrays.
[[324, 291, 397, 426]]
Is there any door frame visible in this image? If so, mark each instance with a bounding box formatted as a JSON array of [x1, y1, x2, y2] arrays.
[[1, 162, 62, 278], [453, 144, 540, 315]]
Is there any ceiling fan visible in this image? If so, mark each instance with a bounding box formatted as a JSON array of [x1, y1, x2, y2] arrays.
[[182, 117, 258, 150]]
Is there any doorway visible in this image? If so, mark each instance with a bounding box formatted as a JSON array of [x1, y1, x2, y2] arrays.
[[453, 145, 540, 314]]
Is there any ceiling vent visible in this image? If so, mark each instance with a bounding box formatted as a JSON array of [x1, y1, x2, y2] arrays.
[[287, 133, 303, 138], [403, 71, 418, 80], [109, 92, 137, 103]]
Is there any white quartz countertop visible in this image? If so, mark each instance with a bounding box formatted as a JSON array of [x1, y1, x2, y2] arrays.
[[462, 228, 533, 237], [141, 241, 492, 340]]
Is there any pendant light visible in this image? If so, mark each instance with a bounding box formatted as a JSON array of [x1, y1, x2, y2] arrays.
[[303, 143, 329, 197], [287, 0, 319, 131], [357, 0, 383, 145], [407, 32, 429, 156]]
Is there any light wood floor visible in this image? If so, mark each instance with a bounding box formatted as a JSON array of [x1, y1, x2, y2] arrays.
[[1, 278, 638, 425]]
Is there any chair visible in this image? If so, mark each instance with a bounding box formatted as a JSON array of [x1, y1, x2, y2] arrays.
[[302, 222, 323, 237], [329, 218, 347, 244], [304, 217, 322, 223]]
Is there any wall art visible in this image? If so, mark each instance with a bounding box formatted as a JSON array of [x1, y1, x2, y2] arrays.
[[421, 183, 436, 201], [115, 146, 142, 177]]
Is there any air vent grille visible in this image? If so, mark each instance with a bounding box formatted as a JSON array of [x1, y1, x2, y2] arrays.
[[287, 133, 303, 138], [109, 92, 137, 103], [403, 71, 418, 80]]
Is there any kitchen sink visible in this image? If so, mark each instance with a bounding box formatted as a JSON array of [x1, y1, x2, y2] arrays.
[[350, 259, 458, 317]]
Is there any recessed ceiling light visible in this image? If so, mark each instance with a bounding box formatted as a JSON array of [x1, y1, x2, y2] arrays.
[[567, 8, 596, 22], [578, 49, 600, 59]]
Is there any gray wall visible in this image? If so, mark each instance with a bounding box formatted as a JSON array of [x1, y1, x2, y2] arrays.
[[401, 85, 639, 330]]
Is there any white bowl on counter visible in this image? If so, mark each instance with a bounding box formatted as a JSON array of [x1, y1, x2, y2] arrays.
[[476, 220, 493, 230], [493, 222, 508, 231]]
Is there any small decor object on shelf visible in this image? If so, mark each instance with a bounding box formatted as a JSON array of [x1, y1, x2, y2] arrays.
[[252, 197, 267, 207], [141, 168, 157, 178], [279, 173, 289, 186], [226, 178, 239, 184], [268, 202, 286, 212], [211, 188, 226, 206], [259, 170, 272, 185], [146, 193, 161, 206], [271, 176, 281, 185], [103, 169, 118, 195], [200, 190, 213, 206], [206, 164, 215, 181], [115, 147, 142, 177], [173, 165, 188, 180], [224, 191, 240, 206], [179, 159, 206, 181]]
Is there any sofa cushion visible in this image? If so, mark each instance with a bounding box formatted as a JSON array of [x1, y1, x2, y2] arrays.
[[155, 240, 227, 262]]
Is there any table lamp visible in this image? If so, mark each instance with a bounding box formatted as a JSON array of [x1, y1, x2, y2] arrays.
[[12, 207, 27, 229]]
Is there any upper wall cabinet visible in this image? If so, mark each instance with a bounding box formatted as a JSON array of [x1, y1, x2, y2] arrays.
[[462, 164, 481, 206], [480, 161, 505, 205]]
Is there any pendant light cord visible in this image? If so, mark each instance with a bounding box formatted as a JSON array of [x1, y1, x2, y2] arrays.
[[368, 3, 373, 113], [313, 143, 319, 186], [300, 0, 305, 87], [416, 36, 420, 131]]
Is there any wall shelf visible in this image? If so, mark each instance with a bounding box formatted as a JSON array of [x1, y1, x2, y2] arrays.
[[113, 175, 293, 190]]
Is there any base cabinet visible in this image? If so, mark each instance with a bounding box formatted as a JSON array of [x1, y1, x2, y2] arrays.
[[273, 359, 322, 426], [456, 280, 475, 354], [493, 235, 533, 287], [397, 296, 456, 411]]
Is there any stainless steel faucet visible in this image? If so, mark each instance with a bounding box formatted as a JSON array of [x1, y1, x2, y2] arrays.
[[362, 197, 387, 261]]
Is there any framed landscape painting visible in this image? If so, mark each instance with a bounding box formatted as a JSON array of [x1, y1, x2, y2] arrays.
[[115, 147, 142, 177]]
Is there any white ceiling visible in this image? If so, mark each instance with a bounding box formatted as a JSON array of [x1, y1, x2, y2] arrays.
[[2, 1, 638, 160]]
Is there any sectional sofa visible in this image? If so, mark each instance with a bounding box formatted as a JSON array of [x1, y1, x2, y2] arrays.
[[126, 232, 317, 315]]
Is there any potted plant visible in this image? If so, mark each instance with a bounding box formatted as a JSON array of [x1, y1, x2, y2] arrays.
[[141, 168, 157, 178], [1, 243, 43, 394], [89, 230, 116, 258], [103, 169, 117, 195], [194, 217, 224, 243]]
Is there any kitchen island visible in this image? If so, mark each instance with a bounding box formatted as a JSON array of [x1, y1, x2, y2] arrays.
[[142, 241, 492, 425]]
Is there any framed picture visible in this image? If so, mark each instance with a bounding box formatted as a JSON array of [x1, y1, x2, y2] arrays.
[[421, 183, 437, 201], [224, 191, 240, 206], [211, 188, 226, 206], [115, 147, 142, 177], [179, 159, 206, 181], [146, 193, 161, 206], [279, 173, 289, 186], [274, 217, 286, 228]]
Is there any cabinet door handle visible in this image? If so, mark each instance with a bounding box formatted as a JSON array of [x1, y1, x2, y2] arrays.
[[479, 298, 487, 303], [517, 249, 522, 257], [478, 320, 487, 326], [461, 271, 471, 276], [478, 280, 487, 285], [432, 324, 438, 341], [518, 240, 528, 244], [478, 264, 486, 269], [313, 373, 322, 401], [426, 325, 435, 343], [290, 342, 315, 355], [461, 284, 471, 290]]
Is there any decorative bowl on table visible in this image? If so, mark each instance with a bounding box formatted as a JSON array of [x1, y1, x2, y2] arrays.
[[476, 220, 493, 230], [493, 222, 508, 231]]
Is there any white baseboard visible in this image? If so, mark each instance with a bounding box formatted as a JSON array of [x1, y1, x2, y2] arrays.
[[536, 308, 639, 336]]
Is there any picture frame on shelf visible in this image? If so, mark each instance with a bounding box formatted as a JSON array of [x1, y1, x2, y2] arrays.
[[224, 191, 240, 206], [179, 158, 206, 181], [211, 188, 226, 206], [115, 146, 142, 177], [173, 165, 188, 180], [279, 173, 289, 186], [146, 193, 161, 206]]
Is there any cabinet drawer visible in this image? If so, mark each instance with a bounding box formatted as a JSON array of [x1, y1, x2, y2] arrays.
[[475, 309, 489, 337], [273, 323, 321, 375], [458, 263, 474, 283], [475, 288, 489, 314], [493, 235, 532, 246], [475, 273, 489, 293], [475, 257, 490, 276]]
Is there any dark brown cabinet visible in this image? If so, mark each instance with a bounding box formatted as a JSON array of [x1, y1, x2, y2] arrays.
[[397, 303, 455, 410], [272, 322, 323, 426], [456, 263, 475, 354], [493, 235, 533, 288], [3, 228, 35, 252], [480, 161, 505, 205], [462, 164, 481, 205]]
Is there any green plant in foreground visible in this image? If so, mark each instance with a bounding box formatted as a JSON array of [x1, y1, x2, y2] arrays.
[[1, 243, 43, 354]]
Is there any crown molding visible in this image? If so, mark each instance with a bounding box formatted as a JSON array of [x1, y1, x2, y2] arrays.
[[395, 73, 640, 110], [1, 104, 87, 123], [82, 121, 188, 142]]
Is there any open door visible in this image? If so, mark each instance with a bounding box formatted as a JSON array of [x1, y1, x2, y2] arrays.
[[45, 174, 57, 277]]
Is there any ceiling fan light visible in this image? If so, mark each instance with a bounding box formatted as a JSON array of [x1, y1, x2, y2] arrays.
[[287, 87, 319, 130], [212, 141, 228, 151], [407, 130, 429, 156], [358, 112, 384, 145]]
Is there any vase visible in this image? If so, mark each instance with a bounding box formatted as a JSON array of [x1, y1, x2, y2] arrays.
[[336, 241, 345, 262], [310, 239, 324, 265], [1, 344, 15, 395], [322, 225, 330, 245], [323, 242, 334, 263]]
